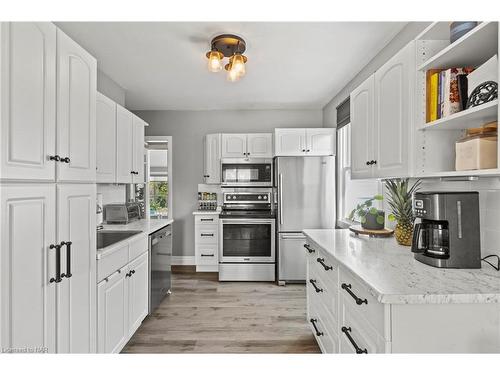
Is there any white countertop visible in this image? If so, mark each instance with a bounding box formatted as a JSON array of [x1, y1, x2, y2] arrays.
[[192, 208, 221, 215], [303, 229, 500, 305]]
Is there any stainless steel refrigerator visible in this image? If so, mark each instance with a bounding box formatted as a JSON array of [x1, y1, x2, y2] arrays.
[[275, 156, 336, 284]]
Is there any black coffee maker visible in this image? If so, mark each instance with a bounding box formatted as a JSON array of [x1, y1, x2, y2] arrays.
[[411, 191, 481, 269]]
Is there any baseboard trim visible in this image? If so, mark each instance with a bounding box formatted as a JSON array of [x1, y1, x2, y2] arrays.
[[171, 256, 195, 265]]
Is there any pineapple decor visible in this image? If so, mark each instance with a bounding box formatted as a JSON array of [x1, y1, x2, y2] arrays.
[[384, 178, 421, 246]]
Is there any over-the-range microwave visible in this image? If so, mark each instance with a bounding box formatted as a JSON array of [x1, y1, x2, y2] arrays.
[[221, 158, 273, 187]]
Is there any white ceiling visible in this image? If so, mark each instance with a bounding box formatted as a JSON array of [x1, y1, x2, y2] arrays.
[[56, 22, 406, 110]]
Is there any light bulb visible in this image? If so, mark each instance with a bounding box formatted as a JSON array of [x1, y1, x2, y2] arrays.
[[231, 54, 246, 77], [207, 50, 222, 72], [227, 64, 240, 82]]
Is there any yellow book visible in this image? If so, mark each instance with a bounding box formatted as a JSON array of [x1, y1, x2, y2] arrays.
[[429, 72, 439, 122]]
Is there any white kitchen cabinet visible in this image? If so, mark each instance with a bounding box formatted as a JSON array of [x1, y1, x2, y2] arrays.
[[274, 129, 335, 156], [56, 184, 96, 353], [221, 134, 248, 158], [56, 29, 96, 183], [132, 116, 146, 183], [203, 133, 221, 184], [274, 129, 306, 156], [116, 104, 134, 183], [246, 133, 273, 157], [0, 22, 57, 181], [350, 75, 375, 179], [126, 252, 149, 337], [373, 41, 414, 178], [96, 93, 117, 183], [194, 213, 219, 272], [0, 184, 57, 352], [97, 266, 128, 354]]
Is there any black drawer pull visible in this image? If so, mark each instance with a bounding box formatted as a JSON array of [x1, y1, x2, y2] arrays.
[[309, 279, 323, 293], [49, 244, 62, 283], [60, 157, 70, 163], [341, 283, 368, 305], [60, 241, 72, 279], [310, 318, 324, 337], [317, 257, 333, 271], [49, 155, 60, 162], [304, 244, 315, 253], [200, 233, 214, 237], [341, 326, 368, 354], [200, 218, 214, 222], [201, 254, 214, 257]]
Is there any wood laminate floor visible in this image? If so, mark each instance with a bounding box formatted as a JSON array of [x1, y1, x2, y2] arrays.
[[122, 266, 320, 354]]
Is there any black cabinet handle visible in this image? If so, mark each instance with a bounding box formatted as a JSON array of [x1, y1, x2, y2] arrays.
[[341, 283, 368, 305], [302, 149, 306, 152], [131, 270, 135, 275], [49, 155, 60, 162], [366, 161, 370, 165], [60, 241, 72, 279], [49, 244, 62, 283], [60, 157, 70, 163], [309, 279, 323, 293], [317, 257, 333, 271], [306, 149, 311, 152], [200, 218, 214, 222], [125, 271, 131, 277], [341, 326, 368, 354], [201, 254, 214, 257], [304, 244, 315, 253], [310, 318, 324, 337], [372, 160, 377, 165], [200, 233, 214, 237]]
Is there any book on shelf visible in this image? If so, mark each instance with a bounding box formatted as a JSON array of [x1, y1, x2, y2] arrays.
[[425, 67, 474, 123]]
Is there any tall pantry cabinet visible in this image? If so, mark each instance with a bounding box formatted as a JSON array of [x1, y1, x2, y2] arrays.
[[0, 23, 97, 353]]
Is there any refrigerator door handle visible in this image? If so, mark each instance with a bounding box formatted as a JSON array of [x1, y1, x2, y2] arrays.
[[279, 173, 284, 225]]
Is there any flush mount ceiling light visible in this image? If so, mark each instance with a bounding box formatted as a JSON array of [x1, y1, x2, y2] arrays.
[[206, 34, 247, 82]]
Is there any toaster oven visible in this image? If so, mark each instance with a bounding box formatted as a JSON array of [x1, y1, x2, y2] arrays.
[[104, 203, 142, 224]]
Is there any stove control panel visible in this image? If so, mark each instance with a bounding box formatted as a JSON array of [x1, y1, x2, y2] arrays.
[[223, 193, 270, 204]]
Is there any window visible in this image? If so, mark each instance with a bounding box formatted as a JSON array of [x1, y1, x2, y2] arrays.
[[336, 123, 380, 227]]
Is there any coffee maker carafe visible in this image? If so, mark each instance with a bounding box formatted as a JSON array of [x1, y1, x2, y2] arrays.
[[411, 191, 481, 269]]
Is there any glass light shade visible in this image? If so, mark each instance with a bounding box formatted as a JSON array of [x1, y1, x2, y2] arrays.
[[231, 54, 246, 77], [207, 51, 222, 72], [227, 64, 240, 82]]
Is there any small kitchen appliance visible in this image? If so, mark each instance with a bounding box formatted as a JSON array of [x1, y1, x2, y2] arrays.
[[103, 202, 142, 224], [219, 188, 275, 281], [411, 191, 481, 269]]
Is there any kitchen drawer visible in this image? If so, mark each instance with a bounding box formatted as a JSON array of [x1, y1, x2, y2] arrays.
[[307, 269, 339, 328], [339, 268, 385, 337], [195, 224, 218, 244], [128, 233, 148, 262], [309, 249, 338, 291], [196, 244, 218, 265], [308, 299, 338, 354], [195, 215, 219, 225], [340, 295, 386, 354], [97, 243, 129, 282]]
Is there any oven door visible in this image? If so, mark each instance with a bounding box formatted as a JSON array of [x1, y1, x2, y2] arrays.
[[220, 218, 275, 263], [221, 159, 273, 187]]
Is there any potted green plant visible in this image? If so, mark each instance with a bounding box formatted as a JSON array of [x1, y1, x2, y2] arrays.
[[348, 195, 385, 230], [385, 178, 421, 246]]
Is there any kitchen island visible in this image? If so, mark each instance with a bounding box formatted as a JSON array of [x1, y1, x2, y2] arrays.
[[303, 229, 500, 353]]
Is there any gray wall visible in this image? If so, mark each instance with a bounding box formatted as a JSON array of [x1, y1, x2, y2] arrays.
[[97, 70, 126, 106], [134, 109, 323, 258], [322, 22, 430, 128]]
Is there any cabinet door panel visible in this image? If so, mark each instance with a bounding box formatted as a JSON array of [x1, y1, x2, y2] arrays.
[[0, 184, 56, 352], [127, 252, 148, 337], [56, 184, 96, 353], [96, 93, 116, 183], [97, 268, 128, 353], [116, 105, 134, 183], [1, 22, 56, 181], [350, 76, 374, 179], [274, 129, 305, 156], [247, 133, 273, 157], [204, 134, 221, 184], [133, 116, 145, 183], [374, 42, 413, 178], [56, 29, 96, 182], [221, 134, 247, 158], [306, 129, 335, 156]]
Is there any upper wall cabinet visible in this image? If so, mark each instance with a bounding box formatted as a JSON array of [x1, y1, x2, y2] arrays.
[[203, 134, 221, 184], [132, 116, 146, 183], [0, 23, 97, 183], [274, 128, 335, 156], [0, 22, 57, 181], [96, 93, 117, 183], [56, 29, 97, 183], [350, 41, 415, 179], [221, 133, 273, 158]]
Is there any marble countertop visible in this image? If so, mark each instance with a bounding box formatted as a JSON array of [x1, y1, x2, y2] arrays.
[[97, 218, 174, 259], [303, 229, 500, 305]]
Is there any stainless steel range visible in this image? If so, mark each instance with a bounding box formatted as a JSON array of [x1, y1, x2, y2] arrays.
[[219, 188, 276, 281]]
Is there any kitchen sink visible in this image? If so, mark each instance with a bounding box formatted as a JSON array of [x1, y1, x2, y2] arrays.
[[97, 230, 142, 250]]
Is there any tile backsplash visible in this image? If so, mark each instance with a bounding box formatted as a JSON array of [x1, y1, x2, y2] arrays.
[[383, 177, 500, 257]]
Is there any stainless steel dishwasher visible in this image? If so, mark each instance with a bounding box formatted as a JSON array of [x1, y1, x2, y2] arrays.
[[149, 225, 172, 314]]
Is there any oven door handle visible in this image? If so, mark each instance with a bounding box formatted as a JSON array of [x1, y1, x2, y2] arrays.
[[221, 218, 276, 225]]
